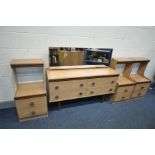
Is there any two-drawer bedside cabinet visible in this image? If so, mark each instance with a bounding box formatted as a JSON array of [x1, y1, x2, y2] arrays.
[[47, 65, 119, 108], [11, 59, 48, 122]]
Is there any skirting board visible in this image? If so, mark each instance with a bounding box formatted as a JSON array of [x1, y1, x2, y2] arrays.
[[0, 100, 15, 109]]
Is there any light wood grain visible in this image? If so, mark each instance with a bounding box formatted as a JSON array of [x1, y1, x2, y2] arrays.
[[50, 89, 87, 102], [15, 82, 46, 99], [49, 79, 87, 94], [131, 83, 150, 98], [16, 96, 48, 119], [112, 85, 135, 102], [112, 57, 150, 63], [11, 59, 44, 68], [47, 66, 119, 81], [117, 76, 135, 86], [48, 65, 107, 70], [87, 76, 118, 88], [130, 74, 150, 83]]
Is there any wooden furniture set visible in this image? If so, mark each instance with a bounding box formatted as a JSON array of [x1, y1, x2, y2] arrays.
[[10, 57, 151, 122], [111, 57, 151, 102]]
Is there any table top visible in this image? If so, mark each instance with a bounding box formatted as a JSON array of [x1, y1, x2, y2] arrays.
[[47, 65, 119, 81]]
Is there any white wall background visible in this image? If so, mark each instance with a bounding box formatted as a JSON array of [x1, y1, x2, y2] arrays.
[[0, 26, 155, 102]]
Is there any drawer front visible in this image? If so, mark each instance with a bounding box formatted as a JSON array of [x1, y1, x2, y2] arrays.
[[16, 96, 47, 119], [131, 83, 150, 98], [113, 85, 135, 101], [50, 90, 86, 102], [87, 86, 116, 96], [87, 76, 118, 88], [49, 79, 87, 93]]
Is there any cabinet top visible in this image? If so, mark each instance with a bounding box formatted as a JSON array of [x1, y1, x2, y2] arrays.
[[112, 57, 150, 64], [11, 59, 44, 68], [47, 65, 119, 81]]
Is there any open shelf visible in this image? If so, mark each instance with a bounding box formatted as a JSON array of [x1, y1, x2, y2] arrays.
[[117, 76, 135, 86], [11, 59, 44, 68], [130, 74, 150, 83], [15, 82, 46, 100]]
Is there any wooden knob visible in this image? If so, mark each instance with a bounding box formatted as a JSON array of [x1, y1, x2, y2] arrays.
[[111, 81, 115, 84], [122, 96, 125, 99], [90, 91, 94, 94], [55, 95, 59, 99], [91, 82, 95, 86], [124, 89, 128, 92], [30, 102, 34, 107], [80, 83, 84, 87], [141, 87, 144, 89], [55, 86, 59, 90], [109, 88, 113, 92], [79, 92, 83, 96], [31, 111, 36, 116], [138, 93, 141, 96]]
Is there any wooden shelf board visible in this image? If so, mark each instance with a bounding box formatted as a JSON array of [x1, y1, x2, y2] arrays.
[[113, 57, 150, 64], [130, 74, 151, 83], [47, 66, 119, 81], [48, 65, 107, 70], [15, 82, 46, 99], [11, 59, 44, 68], [117, 76, 135, 86]]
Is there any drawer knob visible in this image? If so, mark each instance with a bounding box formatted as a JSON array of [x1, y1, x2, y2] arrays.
[[91, 82, 95, 86], [122, 96, 125, 99], [80, 83, 84, 87], [30, 102, 35, 107], [90, 91, 94, 94], [141, 87, 144, 90], [55, 86, 59, 90], [138, 93, 141, 96], [111, 81, 115, 84], [31, 111, 36, 116], [124, 89, 128, 93], [55, 95, 59, 99], [79, 92, 83, 96], [109, 88, 113, 92]]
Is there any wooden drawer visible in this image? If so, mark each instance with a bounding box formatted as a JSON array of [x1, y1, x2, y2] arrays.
[[15, 96, 48, 119], [87, 86, 116, 97], [112, 85, 135, 102], [131, 82, 150, 98], [49, 79, 87, 93], [50, 90, 86, 102], [87, 76, 118, 88]]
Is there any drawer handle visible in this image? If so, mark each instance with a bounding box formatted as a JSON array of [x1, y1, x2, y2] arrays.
[[55, 95, 59, 99], [30, 102, 35, 107], [122, 96, 125, 99], [79, 92, 83, 96], [55, 86, 59, 90], [91, 82, 95, 86], [90, 91, 94, 94], [138, 93, 141, 96], [111, 81, 115, 84], [31, 111, 36, 116], [80, 83, 84, 87], [124, 89, 128, 93], [109, 88, 113, 92], [141, 87, 144, 90]]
